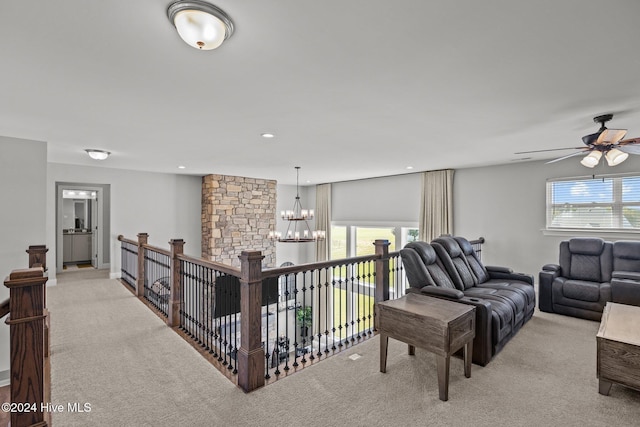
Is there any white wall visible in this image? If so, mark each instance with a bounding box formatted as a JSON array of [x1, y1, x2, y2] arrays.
[[454, 156, 640, 278], [47, 163, 202, 278], [0, 137, 47, 379]]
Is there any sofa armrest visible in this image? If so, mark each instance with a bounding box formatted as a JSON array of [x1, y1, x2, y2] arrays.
[[419, 286, 464, 300], [486, 268, 534, 286], [538, 267, 561, 313], [612, 271, 640, 281], [542, 264, 561, 273], [485, 265, 512, 274]]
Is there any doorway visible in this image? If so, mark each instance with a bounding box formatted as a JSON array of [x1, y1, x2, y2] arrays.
[[56, 182, 111, 273]]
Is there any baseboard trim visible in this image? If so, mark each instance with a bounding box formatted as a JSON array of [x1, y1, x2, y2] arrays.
[[46, 278, 58, 287], [110, 272, 121, 280], [0, 369, 9, 387]]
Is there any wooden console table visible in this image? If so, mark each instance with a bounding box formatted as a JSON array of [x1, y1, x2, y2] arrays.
[[597, 302, 640, 395], [375, 294, 475, 401]]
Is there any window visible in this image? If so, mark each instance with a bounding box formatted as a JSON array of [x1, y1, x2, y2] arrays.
[[546, 175, 640, 230], [330, 224, 419, 259]]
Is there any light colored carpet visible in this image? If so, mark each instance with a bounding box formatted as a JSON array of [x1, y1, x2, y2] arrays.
[[47, 271, 640, 426]]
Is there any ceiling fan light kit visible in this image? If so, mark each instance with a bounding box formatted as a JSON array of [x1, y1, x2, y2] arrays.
[[580, 150, 602, 168], [605, 148, 628, 166]]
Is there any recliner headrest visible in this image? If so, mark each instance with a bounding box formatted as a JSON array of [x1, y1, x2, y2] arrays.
[[404, 241, 437, 265], [568, 238, 605, 255], [613, 241, 640, 260], [432, 236, 461, 257], [454, 237, 474, 255]]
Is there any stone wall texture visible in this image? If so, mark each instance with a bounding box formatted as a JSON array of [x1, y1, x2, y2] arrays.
[[202, 174, 276, 267]]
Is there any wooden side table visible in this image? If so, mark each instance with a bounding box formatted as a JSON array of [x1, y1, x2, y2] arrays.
[[375, 294, 475, 401], [597, 302, 640, 395]]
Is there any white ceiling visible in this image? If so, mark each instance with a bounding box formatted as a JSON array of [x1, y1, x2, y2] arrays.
[[2, 1, 640, 185]]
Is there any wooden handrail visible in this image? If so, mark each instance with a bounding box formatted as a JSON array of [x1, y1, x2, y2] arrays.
[[141, 243, 171, 257], [262, 253, 381, 279], [176, 253, 241, 277], [117, 234, 138, 246], [0, 297, 9, 319]]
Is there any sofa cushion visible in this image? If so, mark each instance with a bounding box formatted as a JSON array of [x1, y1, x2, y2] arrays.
[[562, 279, 601, 302], [455, 237, 490, 283], [613, 241, 640, 272], [569, 254, 603, 282]]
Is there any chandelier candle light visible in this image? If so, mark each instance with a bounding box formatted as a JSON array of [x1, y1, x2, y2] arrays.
[[270, 167, 326, 243]]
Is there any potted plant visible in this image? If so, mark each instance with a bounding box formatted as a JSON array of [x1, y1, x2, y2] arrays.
[[296, 306, 312, 337]]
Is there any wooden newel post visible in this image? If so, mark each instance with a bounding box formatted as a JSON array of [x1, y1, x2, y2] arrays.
[[137, 233, 148, 297], [168, 239, 184, 327], [237, 250, 265, 392], [374, 239, 391, 303], [26, 245, 48, 271], [5, 268, 48, 427]]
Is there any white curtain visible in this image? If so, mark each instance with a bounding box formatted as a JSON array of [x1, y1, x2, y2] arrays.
[[419, 169, 454, 242], [315, 183, 331, 261]]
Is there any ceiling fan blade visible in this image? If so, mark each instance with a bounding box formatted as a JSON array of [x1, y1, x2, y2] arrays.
[[618, 137, 640, 145], [582, 131, 601, 146], [545, 150, 588, 164], [617, 144, 640, 155], [596, 128, 627, 144], [514, 147, 583, 154]]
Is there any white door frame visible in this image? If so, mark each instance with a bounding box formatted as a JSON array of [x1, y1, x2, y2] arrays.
[[56, 184, 106, 271]]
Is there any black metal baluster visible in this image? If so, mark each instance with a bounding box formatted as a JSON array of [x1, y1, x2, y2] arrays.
[[324, 267, 330, 355], [265, 286, 271, 380], [274, 284, 281, 375], [331, 266, 337, 351], [309, 269, 315, 361], [346, 263, 353, 346], [300, 272, 308, 364], [368, 260, 373, 335], [292, 274, 300, 368], [229, 276, 238, 373], [212, 272, 220, 359]]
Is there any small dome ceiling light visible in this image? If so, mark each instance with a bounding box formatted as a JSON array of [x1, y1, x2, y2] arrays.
[[85, 149, 110, 160], [167, 1, 234, 50]]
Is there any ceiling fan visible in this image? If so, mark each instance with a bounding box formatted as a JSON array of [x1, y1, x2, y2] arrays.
[[516, 114, 640, 168]]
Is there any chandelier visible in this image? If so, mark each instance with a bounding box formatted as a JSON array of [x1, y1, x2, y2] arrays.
[[269, 167, 326, 243]]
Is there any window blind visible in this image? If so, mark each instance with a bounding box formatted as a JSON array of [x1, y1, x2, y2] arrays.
[[546, 175, 640, 230]]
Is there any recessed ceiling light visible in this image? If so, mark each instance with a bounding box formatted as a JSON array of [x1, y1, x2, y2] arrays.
[[261, 133, 275, 138], [406, 166, 414, 170], [178, 165, 186, 169]]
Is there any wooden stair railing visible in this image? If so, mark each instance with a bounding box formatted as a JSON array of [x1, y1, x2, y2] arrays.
[[4, 262, 50, 427]]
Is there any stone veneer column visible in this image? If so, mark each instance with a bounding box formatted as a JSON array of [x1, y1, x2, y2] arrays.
[[202, 174, 276, 267]]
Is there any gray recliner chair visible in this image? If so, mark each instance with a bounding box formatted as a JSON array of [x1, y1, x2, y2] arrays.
[[539, 238, 613, 320], [611, 241, 640, 307]]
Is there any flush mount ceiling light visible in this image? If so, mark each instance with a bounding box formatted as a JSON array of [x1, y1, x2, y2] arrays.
[[167, 1, 234, 50], [85, 149, 110, 160]]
